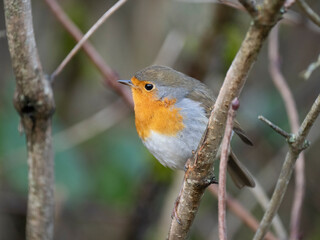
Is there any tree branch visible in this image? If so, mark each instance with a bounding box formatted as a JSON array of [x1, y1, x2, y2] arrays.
[[239, 0, 258, 18], [248, 179, 287, 239], [44, 0, 133, 107], [51, 0, 127, 80], [268, 25, 305, 240], [218, 98, 239, 240], [297, 0, 320, 27], [4, 0, 55, 239], [209, 186, 277, 240], [258, 115, 291, 138], [253, 94, 320, 240], [167, 0, 286, 238]]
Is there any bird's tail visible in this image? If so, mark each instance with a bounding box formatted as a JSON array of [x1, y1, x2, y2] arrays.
[[227, 151, 255, 188]]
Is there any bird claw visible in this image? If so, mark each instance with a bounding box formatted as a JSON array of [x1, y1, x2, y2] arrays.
[[209, 176, 218, 185], [184, 158, 192, 171], [172, 195, 182, 225]]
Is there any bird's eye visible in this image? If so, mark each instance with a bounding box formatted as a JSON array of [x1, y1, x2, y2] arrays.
[[144, 83, 154, 91]]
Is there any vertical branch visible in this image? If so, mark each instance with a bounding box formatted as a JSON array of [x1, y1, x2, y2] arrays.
[[218, 98, 239, 240], [167, 0, 286, 238], [268, 25, 305, 240], [253, 95, 320, 240], [209, 186, 277, 240], [4, 0, 55, 239]]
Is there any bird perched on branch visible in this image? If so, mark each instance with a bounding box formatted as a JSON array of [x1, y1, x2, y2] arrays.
[[119, 65, 255, 188]]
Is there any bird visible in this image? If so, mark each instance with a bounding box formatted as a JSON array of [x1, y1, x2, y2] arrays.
[[118, 65, 255, 188]]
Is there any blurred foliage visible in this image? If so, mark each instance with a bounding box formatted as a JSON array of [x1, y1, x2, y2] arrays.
[[1, 0, 320, 239]]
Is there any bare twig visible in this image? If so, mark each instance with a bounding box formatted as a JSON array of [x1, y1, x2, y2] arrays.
[[253, 94, 320, 240], [258, 115, 291, 139], [268, 25, 305, 240], [268, 25, 300, 132], [218, 98, 239, 240], [209, 186, 277, 240], [176, 0, 246, 11], [297, 96, 320, 141], [248, 179, 287, 240], [4, 0, 55, 239], [178, 0, 320, 35], [45, 0, 133, 106], [54, 99, 129, 152], [153, 30, 185, 66], [297, 0, 320, 27], [301, 53, 320, 80], [290, 153, 305, 240], [51, 0, 127, 79], [283, 10, 320, 34], [210, 157, 287, 239], [167, 0, 286, 238]]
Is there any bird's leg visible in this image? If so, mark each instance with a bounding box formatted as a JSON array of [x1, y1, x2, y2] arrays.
[[172, 187, 183, 225]]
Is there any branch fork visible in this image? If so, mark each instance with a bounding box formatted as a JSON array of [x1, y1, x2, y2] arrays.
[[258, 115, 310, 151], [254, 95, 320, 240]]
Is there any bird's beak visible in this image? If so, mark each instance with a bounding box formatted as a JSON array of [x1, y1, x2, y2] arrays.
[[118, 79, 133, 87]]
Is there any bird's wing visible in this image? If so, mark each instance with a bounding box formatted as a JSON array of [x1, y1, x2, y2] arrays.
[[184, 85, 253, 146], [183, 84, 215, 117]]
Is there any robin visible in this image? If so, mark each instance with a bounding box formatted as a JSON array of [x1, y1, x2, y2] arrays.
[[119, 65, 255, 188]]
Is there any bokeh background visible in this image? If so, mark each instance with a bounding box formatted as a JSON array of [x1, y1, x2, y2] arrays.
[[1, 0, 320, 239]]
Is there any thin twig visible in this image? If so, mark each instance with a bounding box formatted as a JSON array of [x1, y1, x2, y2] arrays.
[[297, 0, 320, 27], [268, 26, 300, 133], [253, 95, 320, 240], [297, 95, 320, 141], [45, 0, 133, 106], [176, 0, 246, 11], [218, 98, 239, 240], [290, 154, 305, 240], [301, 53, 320, 80], [51, 0, 127, 79], [54, 99, 129, 152], [209, 186, 277, 240], [268, 25, 305, 240], [153, 30, 185, 66], [212, 155, 287, 239], [178, 0, 320, 35], [283, 10, 320, 34], [249, 179, 287, 240], [258, 115, 291, 139]]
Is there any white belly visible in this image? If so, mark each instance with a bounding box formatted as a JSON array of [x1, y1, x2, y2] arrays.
[[143, 98, 208, 169]]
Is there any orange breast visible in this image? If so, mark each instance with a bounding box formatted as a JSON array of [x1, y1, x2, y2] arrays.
[[131, 84, 185, 140]]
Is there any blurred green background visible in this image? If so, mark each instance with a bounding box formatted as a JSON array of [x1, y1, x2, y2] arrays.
[[0, 0, 320, 239]]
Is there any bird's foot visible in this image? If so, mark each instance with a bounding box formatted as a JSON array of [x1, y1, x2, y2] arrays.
[[171, 194, 182, 225]]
